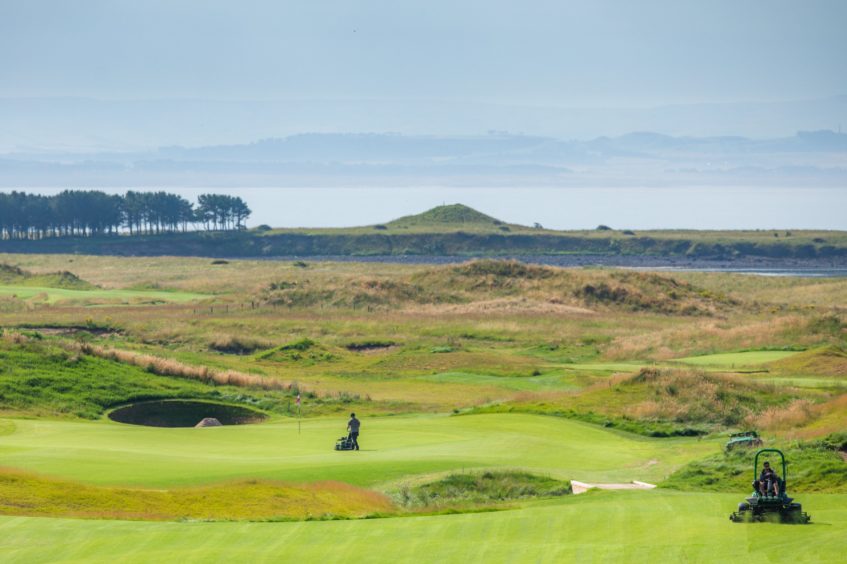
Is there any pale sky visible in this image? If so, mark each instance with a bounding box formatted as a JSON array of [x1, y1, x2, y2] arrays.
[[1, 0, 845, 107]]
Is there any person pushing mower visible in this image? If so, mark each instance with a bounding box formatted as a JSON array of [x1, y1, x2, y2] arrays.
[[346, 413, 360, 451]]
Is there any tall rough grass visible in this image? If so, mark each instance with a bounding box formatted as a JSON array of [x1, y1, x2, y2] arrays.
[[67, 342, 297, 392], [750, 399, 819, 431]]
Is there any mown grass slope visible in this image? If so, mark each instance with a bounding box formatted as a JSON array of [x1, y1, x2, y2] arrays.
[[0, 468, 391, 521], [1, 491, 845, 563], [0, 414, 717, 488]]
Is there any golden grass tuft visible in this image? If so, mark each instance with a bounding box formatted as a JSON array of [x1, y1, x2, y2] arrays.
[[748, 399, 819, 432], [790, 394, 847, 440], [67, 342, 297, 392]]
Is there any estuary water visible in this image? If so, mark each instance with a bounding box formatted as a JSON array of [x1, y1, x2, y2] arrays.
[[9, 186, 847, 231]]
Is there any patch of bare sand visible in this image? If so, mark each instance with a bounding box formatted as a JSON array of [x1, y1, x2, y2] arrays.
[[570, 480, 657, 495]]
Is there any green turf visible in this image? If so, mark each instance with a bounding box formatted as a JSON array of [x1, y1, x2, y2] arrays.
[[0, 414, 717, 488], [0, 285, 206, 304], [675, 351, 800, 367], [750, 376, 847, 389], [1, 491, 844, 563], [418, 371, 582, 392]]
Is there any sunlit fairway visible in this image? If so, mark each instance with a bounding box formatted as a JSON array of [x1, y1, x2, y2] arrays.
[[2, 413, 844, 562], [1, 491, 845, 563], [0, 284, 207, 304], [0, 414, 717, 488], [675, 350, 800, 368]]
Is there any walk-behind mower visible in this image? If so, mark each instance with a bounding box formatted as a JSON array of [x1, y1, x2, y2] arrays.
[[730, 448, 811, 523], [335, 434, 356, 451]]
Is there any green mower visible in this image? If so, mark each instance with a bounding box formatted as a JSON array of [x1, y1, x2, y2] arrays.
[[725, 431, 763, 451], [730, 448, 811, 524]]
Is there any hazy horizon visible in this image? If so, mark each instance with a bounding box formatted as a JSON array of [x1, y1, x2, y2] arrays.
[[1, 1, 844, 230]]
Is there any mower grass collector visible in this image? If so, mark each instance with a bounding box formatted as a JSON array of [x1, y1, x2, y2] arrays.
[[335, 434, 356, 451]]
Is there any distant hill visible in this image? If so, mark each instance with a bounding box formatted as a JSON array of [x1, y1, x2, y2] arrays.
[[387, 204, 505, 229], [2, 128, 846, 187]]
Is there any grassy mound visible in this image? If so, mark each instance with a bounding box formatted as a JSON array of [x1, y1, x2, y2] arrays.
[[768, 344, 847, 377], [0, 336, 228, 419], [387, 204, 503, 229], [262, 277, 456, 309], [256, 338, 339, 364], [451, 259, 553, 280], [0, 263, 95, 290], [471, 368, 804, 436], [258, 261, 730, 315], [662, 432, 847, 493], [108, 400, 267, 427], [0, 468, 392, 521], [209, 334, 273, 355], [396, 471, 571, 509], [575, 271, 732, 315]]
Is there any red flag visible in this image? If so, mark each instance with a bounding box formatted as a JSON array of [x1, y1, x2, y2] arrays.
[[296, 393, 301, 406]]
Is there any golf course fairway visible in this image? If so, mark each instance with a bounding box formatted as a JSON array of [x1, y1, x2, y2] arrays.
[[0, 414, 716, 487], [3, 413, 842, 562], [1, 491, 844, 563]]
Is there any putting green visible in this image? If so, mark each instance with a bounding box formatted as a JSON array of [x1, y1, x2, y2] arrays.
[[675, 351, 799, 368], [0, 491, 844, 563], [0, 414, 716, 488], [0, 285, 206, 304]]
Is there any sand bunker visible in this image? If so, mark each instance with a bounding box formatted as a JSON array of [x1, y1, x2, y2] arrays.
[[570, 480, 657, 495], [108, 400, 266, 428]]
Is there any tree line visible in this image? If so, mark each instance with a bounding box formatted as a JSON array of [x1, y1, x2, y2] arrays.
[[0, 190, 252, 239]]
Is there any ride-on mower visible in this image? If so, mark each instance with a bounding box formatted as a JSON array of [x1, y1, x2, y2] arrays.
[[725, 430, 763, 451], [730, 448, 811, 523]]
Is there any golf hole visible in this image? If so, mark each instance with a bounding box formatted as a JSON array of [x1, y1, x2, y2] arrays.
[[108, 400, 267, 428]]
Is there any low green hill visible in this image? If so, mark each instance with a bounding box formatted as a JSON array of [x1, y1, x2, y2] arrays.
[[386, 204, 506, 230]]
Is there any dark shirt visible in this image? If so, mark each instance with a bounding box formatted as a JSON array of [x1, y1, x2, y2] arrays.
[[348, 417, 361, 432], [760, 468, 777, 481]]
